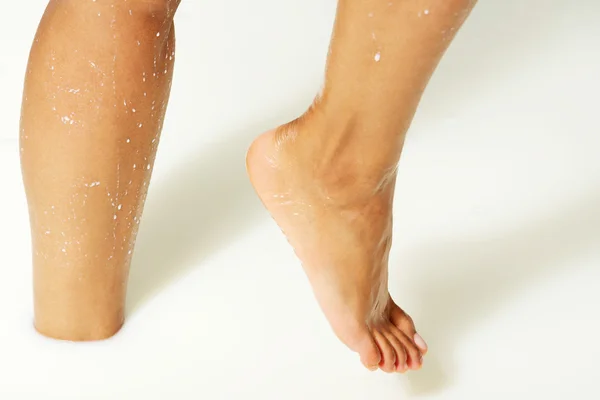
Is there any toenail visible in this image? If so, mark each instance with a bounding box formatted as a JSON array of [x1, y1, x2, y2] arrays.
[[368, 365, 379, 371], [414, 333, 428, 351]]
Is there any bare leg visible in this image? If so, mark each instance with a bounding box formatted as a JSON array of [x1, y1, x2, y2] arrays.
[[247, 0, 476, 372], [20, 0, 179, 341]]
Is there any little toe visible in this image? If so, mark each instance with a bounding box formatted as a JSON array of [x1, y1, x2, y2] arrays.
[[355, 330, 382, 371]]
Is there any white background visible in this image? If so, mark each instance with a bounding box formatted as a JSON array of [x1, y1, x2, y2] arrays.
[[1, 0, 599, 399]]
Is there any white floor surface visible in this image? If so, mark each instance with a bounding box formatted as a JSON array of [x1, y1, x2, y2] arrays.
[[1, 1, 599, 399]]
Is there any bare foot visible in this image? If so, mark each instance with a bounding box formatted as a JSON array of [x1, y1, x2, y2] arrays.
[[246, 113, 428, 373]]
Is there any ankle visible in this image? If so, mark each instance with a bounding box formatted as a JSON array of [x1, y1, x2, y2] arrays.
[[287, 101, 402, 197]]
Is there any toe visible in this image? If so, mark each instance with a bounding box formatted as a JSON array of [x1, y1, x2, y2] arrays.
[[390, 303, 427, 354], [413, 332, 428, 354], [355, 330, 381, 371], [389, 324, 422, 370], [390, 304, 416, 337], [373, 329, 396, 373], [382, 326, 408, 373]]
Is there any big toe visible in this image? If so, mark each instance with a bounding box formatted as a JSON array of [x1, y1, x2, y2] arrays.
[[390, 303, 427, 369]]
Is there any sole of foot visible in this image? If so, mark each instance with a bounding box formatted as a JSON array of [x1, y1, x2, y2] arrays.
[[246, 116, 427, 373]]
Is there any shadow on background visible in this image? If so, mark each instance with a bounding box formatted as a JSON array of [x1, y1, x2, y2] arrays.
[[402, 188, 600, 395], [399, 0, 600, 394], [419, 0, 578, 121], [126, 0, 597, 392], [126, 120, 275, 314]]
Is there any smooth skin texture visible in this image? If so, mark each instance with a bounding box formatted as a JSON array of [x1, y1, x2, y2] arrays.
[[247, 0, 476, 372], [19, 0, 475, 373], [20, 0, 179, 340]]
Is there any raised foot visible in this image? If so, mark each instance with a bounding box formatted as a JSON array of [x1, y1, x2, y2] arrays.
[[246, 117, 427, 373]]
